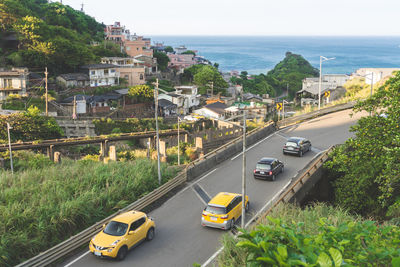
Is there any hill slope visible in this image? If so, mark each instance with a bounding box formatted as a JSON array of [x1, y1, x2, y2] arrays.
[[0, 0, 123, 75]]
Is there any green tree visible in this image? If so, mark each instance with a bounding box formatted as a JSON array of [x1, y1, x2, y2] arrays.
[[325, 71, 400, 219], [164, 46, 174, 53], [193, 65, 228, 95], [153, 51, 170, 71], [182, 50, 196, 55]]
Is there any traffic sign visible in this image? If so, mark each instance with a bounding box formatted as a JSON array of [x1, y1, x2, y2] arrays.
[[324, 91, 330, 98], [276, 102, 283, 110]]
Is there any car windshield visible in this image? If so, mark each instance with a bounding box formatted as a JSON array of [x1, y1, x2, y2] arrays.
[[205, 205, 226, 215], [256, 163, 271, 170], [103, 221, 128, 236], [286, 141, 298, 147]]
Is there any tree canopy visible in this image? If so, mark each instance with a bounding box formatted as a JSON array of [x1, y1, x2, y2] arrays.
[[183, 65, 228, 95], [325, 71, 400, 220], [153, 51, 170, 71], [0, 0, 123, 75], [231, 52, 319, 99]]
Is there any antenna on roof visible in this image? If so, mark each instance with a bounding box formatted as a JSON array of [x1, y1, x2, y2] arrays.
[[81, 2, 84, 12]]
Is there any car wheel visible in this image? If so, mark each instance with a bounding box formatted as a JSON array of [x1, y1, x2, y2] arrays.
[[146, 227, 155, 241], [299, 150, 303, 157], [271, 174, 276, 181], [116, 246, 128, 261]]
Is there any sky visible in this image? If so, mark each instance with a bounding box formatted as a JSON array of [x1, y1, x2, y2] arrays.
[[61, 0, 400, 36]]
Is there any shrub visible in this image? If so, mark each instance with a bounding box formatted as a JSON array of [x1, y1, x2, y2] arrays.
[[218, 203, 400, 266]]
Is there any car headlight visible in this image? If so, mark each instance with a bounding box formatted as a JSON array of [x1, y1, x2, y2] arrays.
[[110, 240, 120, 246]]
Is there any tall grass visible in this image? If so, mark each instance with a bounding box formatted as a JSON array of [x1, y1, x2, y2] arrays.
[[0, 158, 178, 266]]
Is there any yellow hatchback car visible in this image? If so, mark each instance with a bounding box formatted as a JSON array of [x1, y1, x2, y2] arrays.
[[201, 192, 249, 230], [89, 210, 155, 260]]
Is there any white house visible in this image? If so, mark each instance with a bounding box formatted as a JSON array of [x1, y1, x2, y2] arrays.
[[81, 64, 120, 87], [0, 68, 29, 101], [194, 102, 228, 119], [174, 85, 200, 113]]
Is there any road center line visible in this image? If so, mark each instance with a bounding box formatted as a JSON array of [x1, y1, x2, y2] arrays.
[[230, 134, 275, 161], [64, 251, 90, 267], [191, 186, 208, 206]]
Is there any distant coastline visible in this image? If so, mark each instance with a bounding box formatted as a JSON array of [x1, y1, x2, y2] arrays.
[[150, 36, 400, 75]]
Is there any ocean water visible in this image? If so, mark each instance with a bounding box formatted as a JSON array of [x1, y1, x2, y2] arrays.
[[150, 36, 400, 75]]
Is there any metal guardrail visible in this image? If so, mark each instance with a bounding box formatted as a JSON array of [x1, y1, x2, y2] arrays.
[[0, 129, 186, 152], [16, 102, 351, 267], [253, 146, 335, 225], [16, 171, 187, 267], [277, 101, 356, 128]]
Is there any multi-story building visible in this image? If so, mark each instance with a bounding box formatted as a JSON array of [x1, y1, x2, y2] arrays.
[[174, 85, 200, 114], [104, 22, 131, 49], [124, 35, 153, 58], [296, 74, 349, 106], [81, 64, 120, 87], [134, 55, 158, 74], [101, 57, 146, 86], [0, 68, 29, 101], [167, 53, 196, 72], [354, 68, 400, 84]]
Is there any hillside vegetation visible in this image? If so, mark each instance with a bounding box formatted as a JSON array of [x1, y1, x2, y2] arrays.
[[219, 203, 400, 266], [231, 52, 319, 98], [0, 0, 123, 74]]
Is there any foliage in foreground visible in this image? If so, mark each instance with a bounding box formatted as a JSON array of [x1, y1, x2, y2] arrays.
[[324, 71, 400, 219], [0, 106, 63, 143], [218, 203, 400, 266], [0, 158, 178, 266]]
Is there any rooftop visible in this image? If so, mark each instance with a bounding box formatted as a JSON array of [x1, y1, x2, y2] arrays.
[[81, 64, 116, 70]]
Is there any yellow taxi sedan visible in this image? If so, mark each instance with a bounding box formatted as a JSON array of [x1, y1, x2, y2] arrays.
[[201, 192, 249, 230], [89, 210, 155, 260]]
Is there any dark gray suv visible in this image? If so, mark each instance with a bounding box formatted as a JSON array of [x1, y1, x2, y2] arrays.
[[283, 137, 312, 157]]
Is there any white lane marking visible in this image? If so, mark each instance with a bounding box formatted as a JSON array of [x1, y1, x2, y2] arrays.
[[64, 251, 90, 267], [191, 186, 208, 206], [230, 134, 276, 161], [201, 179, 292, 267], [201, 246, 224, 267], [275, 132, 289, 140], [196, 183, 211, 200], [245, 180, 291, 228], [161, 168, 218, 204]]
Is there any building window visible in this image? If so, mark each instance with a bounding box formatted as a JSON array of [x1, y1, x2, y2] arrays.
[[140, 74, 143, 80], [104, 69, 109, 75], [110, 69, 115, 73], [91, 71, 95, 75], [124, 75, 129, 79]]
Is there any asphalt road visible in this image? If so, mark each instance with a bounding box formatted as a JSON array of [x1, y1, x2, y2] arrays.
[[62, 109, 364, 267]]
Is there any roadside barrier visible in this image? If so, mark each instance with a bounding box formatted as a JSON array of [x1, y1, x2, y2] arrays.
[[16, 171, 187, 267], [17, 102, 354, 267], [252, 146, 335, 225]]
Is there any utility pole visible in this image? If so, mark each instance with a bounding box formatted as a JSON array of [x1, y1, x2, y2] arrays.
[[177, 117, 181, 166], [241, 109, 246, 228], [45, 67, 48, 116], [154, 79, 162, 185], [210, 81, 214, 97], [7, 123, 13, 175]]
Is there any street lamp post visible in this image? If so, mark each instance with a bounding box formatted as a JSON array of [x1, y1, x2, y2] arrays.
[[154, 79, 162, 185], [177, 116, 183, 165], [7, 123, 13, 175], [318, 56, 335, 110], [241, 109, 247, 228]]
